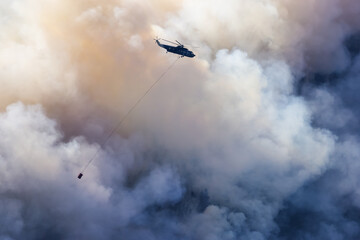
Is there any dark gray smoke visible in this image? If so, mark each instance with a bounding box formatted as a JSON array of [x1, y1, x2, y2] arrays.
[[1, 0, 360, 239], [277, 34, 360, 240]]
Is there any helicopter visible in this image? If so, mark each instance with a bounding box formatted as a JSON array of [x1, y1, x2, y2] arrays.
[[154, 38, 195, 58]]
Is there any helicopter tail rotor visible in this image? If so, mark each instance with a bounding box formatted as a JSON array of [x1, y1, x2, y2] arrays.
[[153, 36, 161, 46]]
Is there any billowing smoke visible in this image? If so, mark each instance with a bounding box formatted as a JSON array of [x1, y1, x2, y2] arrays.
[[0, 0, 360, 239]]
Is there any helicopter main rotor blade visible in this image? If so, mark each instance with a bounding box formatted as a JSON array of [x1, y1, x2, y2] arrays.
[[186, 45, 200, 48], [180, 42, 200, 49], [175, 39, 199, 49], [160, 38, 180, 45]]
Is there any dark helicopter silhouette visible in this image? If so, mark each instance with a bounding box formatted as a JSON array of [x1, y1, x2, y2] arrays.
[[155, 38, 195, 58]]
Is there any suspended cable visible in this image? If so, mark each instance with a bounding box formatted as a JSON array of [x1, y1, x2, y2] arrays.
[[78, 56, 181, 179]]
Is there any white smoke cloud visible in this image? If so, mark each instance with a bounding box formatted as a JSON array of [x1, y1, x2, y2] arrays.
[[165, 0, 360, 73], [0, 102, 183, 239], [0, 0, 359, 239]]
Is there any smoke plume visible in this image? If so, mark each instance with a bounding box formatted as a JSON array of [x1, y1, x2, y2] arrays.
[[0, 0, 360, 239]]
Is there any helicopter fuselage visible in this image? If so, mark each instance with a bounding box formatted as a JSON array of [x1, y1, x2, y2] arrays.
[[156, 40, 195, 58]]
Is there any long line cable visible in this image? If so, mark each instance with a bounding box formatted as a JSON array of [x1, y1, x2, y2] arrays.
[[78, 56, 181, 178]]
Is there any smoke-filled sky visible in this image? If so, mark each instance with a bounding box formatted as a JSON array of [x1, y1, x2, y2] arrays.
[[1, 0, 360, 239]]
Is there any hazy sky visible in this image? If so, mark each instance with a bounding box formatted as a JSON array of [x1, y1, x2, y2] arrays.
[[0, 0, 360, 239]]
